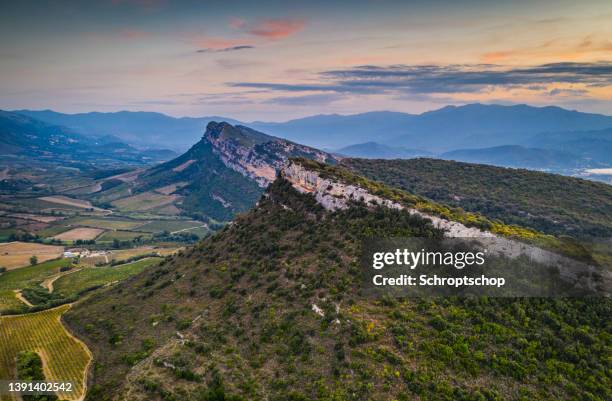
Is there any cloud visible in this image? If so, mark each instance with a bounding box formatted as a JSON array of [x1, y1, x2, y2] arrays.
[[230, 62, 612, 98], [197, 45, 254, 53], [187, 35, 253, 51], [247, 18, 305, 40]]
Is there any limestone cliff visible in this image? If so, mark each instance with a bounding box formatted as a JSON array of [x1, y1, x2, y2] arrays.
[[205, 122, 335, 187]]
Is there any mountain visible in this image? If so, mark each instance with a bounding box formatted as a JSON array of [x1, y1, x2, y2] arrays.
[[342, 157, 612, 237], [387, 104, 612, 152], [522, 127, 612, 165], [102, 121, 336, 222], [65, 158, 610, 401], [439, 145, 581, 169], [14, 110, 243, 151], [250, 111, 417, 149], [335, 141, 432, 159], [0, 110, 176, 167]]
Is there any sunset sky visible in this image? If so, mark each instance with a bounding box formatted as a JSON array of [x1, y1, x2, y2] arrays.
[[1, 0, 611, 120]]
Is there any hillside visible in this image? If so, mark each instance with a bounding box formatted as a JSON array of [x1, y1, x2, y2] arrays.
[[341, 158, 612, 237], [440, 145, 581, 169], [65, 160, 610, 401], [107, 122, 335, 222]]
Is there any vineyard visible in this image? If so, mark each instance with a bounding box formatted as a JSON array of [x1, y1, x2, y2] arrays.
[[54, 257, 162, 298], [0, 304, 91, 401]]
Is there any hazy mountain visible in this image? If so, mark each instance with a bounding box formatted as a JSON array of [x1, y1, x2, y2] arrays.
[[251, 111, 417, 149], [387, 104, 612, 152], [0, 110, 176, 167], [14, 109, 243, 151], [440, 145, 584, 169], [104, 121, 336, 221], [335, 141, 432, 159], [522, 127, 612, 165]]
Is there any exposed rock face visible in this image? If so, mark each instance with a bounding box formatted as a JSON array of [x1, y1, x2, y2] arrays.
[[206, 122, 335, 187], [282, 160, 490, 238]]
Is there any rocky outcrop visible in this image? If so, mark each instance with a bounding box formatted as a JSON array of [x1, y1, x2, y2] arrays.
[[205, 122, 334, 187], [281, 160, 490, 238]]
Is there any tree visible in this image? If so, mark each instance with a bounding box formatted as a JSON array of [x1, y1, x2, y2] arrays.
[[30, 255, 38, 265]]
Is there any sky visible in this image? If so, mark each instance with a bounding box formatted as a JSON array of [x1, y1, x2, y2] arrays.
[[1, 0, 611, 121]]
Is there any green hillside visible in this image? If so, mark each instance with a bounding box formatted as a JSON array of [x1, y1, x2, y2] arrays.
[[65, 169, 610, 401], [342, 158, 612, 237]]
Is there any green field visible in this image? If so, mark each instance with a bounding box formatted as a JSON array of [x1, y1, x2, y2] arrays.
[[54, 257, 161, 298], [97, 230, 152, 242], [0, 305, 90, 400], [63, 216, 146, 230], [37, 224, 73, 238], [10, 198, 82, 211], [136, 219, 205, 233], [0, 259, 71, 313], [111, 192, 176, 212]]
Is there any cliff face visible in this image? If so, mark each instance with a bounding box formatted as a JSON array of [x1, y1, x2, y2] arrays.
[[281, 160, 489, 238], [205, 122, 335, 187]]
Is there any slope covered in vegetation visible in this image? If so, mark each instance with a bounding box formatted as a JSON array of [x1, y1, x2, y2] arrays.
[[65, 173, 610, 401], [342, 158, 612, 237]]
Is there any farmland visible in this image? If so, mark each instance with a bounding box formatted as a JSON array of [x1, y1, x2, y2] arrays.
[[0, 242, 64, 270], [52, 227, 105, 241], [0, 304, 91, 401], [63, 216, 146, 230], [136, 219, 205, 233], [111, 192, 178, 212], [0, 258, 71, 313], [54, 257, 162, 298]]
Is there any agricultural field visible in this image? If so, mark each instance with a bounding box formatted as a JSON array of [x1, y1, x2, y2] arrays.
[[54, 257, 162, 298], [38, 195, 98, 210], [52, 227, 105, 241], [136, 219, 206, 233], [0, 242, 64, 270], [111, 191, 178, 212], [0, 258, 71, 313], [0, 305, 91, 401], [63, 216, 146, 230], [96, 230, 151, 242]]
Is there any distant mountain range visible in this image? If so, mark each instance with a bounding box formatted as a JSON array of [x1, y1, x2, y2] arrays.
[[440, 145, 581, 169], [335, 142, 432, 159], [0, 110, 176, 168], [12, 104, 612, 175], [14, 109, 242, 151]]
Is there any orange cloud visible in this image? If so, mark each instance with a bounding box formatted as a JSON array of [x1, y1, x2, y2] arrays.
[[247, 18, 305, 40]]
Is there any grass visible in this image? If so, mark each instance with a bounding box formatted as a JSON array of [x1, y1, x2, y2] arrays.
[[37, 224, 73, 238], [0, 304, 90, 401], [52, 227, 105, 241], [0, 242, 64, 269], [63, 217, 147, 230], [111, 192, 177, 212], [97, 230, 152, 242], [136, 220, 205, 233], [0, 258, 71, 313], [54, 257, 161, 298]]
